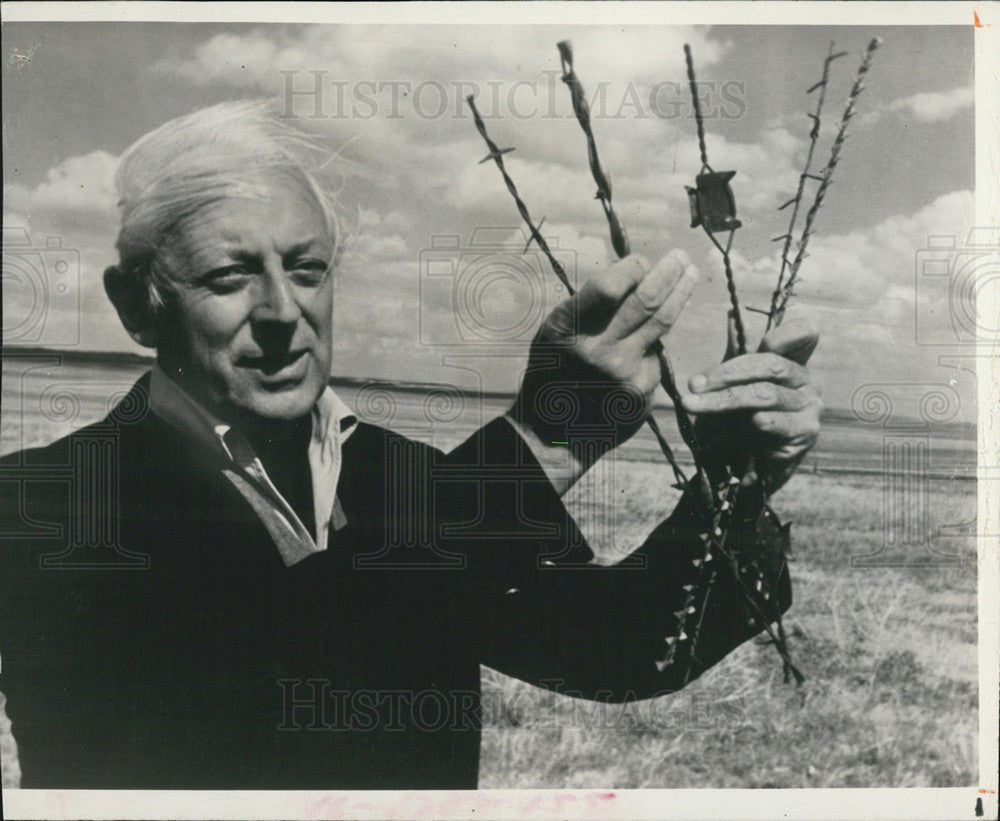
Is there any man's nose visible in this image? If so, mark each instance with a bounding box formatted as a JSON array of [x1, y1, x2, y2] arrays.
[[252, 263, 302, 324]]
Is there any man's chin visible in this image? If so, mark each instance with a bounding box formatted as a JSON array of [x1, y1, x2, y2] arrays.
[[228, 381, 326, 423], [224, 356, 329, 417]]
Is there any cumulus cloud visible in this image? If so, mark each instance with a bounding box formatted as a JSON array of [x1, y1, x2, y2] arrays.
[[154, 32, 281, 88], [739, 189, 974, 308], [885, 86, 973, 124], [3, 150, 131, 351], [4, 151, 119, 229], [349, 231, 410, 260], [722, 188, 975, 407], [149, 25, 728, 176], [153, 25, 728, 97], [146, 24, 749, 291]]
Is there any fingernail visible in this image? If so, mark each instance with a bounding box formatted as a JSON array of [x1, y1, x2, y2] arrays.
[[691, 374, 708, 392]]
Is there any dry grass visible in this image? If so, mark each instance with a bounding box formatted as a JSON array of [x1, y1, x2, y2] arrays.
[[479, 464, 978, 788]]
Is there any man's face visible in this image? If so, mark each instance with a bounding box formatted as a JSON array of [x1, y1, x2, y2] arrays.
[[155, 175, 335, 423]]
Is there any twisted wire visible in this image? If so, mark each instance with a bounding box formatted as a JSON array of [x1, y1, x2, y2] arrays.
[[684, 44, 711, 172], [679, 45, 804, 683], [557, 41, 630, 258], [470, 46, 810, 684], [684, 44, 746, 356], [706, 230, 747, 356], [714, 534, 805, 684]]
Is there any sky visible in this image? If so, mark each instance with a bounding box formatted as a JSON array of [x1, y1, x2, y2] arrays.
[[1, 21, 978, 416]]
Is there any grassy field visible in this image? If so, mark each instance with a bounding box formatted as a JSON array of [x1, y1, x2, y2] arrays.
[[479, 463, 978, 788]]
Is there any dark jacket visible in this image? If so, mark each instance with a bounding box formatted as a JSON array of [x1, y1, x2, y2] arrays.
[[0, 374, 789, 789]]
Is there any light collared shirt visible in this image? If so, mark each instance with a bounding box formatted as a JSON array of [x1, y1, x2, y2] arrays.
[[149, 364, 358, 566]]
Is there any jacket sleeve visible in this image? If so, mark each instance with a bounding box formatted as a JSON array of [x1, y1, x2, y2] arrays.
[[439, 416, 792, 701]]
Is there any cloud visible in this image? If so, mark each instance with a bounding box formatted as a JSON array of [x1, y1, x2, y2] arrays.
[[4, 151, 119, 229], [349, 231, 410, 260], [335, 221, 606, 346], [3, 150, 141, 353], [884, 86, 973, 124], [719, 188, 975, 407], [738, 188, 974, 309], [155, 32, 280, 88], [153, 26, 729, 96], [146, 25, 745, 279], [149, 24, 729, 175]]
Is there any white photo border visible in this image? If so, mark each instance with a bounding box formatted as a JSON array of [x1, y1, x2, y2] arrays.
[[2, 2, 997, 819]]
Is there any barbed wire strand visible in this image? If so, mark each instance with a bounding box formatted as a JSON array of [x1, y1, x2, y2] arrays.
[[684, 44, 747, 356], [682, 43, 803, 682], [766, 42, 846, 331], [471, 46, 802, 681], [557, 40, 630, 258], [466, 96, 573, 294]]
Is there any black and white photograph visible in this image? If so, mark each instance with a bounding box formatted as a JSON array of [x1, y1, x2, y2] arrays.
[[1, 2, 997, 819]]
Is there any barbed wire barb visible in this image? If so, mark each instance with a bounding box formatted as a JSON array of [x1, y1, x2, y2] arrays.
[[465, 95, 573, 295]]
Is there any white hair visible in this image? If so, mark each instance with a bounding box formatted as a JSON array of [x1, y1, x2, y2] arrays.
[[113, 100, 344, 309]]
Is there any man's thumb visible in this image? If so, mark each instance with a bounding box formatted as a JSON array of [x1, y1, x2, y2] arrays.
[[723, 310, 740, 362], [758, 315, 820, 365]]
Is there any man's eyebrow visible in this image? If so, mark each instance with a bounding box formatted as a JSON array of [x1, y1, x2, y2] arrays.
[[282, 237, 333, 257]]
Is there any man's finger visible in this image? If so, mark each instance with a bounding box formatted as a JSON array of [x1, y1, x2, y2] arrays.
[[681, 381, 810, 415], [574, 256, 649, 330], [749, 409, 817, 443], [758, 314, 819, 365], [629, 257, 700, 351], [605, 251, 689, 341], [687, 352, 811, 394]]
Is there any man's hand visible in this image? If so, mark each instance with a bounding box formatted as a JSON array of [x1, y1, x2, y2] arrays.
[[506, 252, 699, 494], [681, 313, 822, 495]]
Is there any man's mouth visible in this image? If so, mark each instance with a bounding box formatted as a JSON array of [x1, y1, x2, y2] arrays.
[[239, 349, 310, 381]]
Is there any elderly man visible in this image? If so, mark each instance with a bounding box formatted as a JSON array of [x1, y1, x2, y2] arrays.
[[0, 102, 821, 789]]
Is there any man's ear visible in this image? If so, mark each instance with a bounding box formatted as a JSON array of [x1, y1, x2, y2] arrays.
[[103, 265, 159, 348]]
